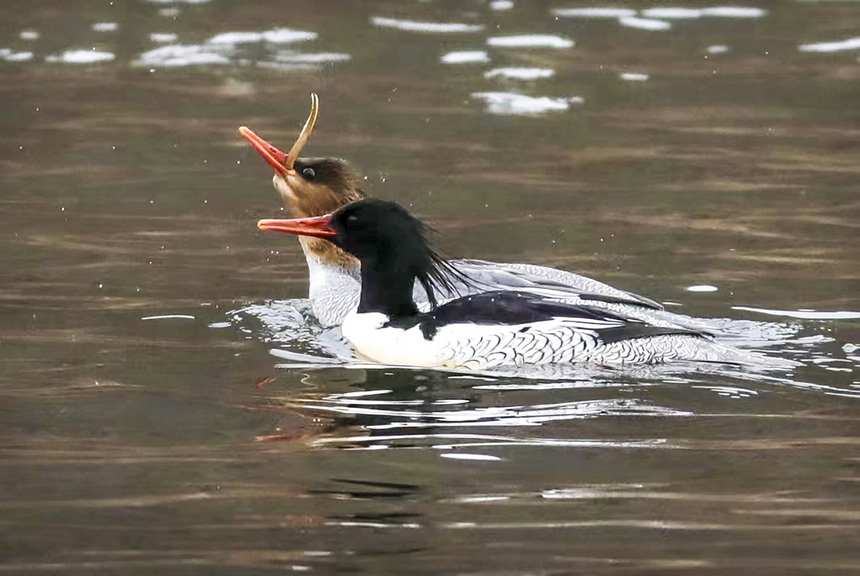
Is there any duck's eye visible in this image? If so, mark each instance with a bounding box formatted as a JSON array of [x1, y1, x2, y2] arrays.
[[346, 214, 358, 223], [301, 167, 315, 180]]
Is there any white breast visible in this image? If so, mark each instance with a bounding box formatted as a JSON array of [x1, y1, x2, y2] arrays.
[[305, 257, 361, 327], [341, 312, 446, 366]]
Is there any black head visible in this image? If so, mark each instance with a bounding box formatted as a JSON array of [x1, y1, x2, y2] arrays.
[[257, 198, 472, 316], [327, 199, 464, 309], [327, 199, 422, 259]]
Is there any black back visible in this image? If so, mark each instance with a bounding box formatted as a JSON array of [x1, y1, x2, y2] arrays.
[[392, 290, 708, 343]]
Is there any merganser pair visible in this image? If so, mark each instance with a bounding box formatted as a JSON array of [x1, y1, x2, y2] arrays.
[[257, 199, 765, 368], [240, 94, 773, 368], [239, 96, 707, 326]]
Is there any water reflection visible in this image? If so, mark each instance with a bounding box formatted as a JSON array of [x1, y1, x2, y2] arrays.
[[619, 16, 673, 32], [370, 17, 484, 34], [295, 385, 692, 429], [47, 49, 116, 63], [619, 72, 649, 82], [799, 37, 860, 53], [441, 50, 490, 64], [484, 67, 555, 80], [486, 35, 574, 49], [471, 92, 583, 115], [732, 306, 860, 321], [229, 295, 860, 403], [552, 7, 637, 19], [0, 48, 33, 62], [135, 27, 348, 70], [554, 6, 767, 21], [238, 322, 860, 481]]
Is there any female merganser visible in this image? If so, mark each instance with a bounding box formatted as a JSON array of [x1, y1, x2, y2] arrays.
[[239, 94, 699, 330], [256, 199, 765, 369]]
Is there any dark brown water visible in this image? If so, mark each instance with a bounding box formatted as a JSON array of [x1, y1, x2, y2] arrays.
[[2, 1, 859, 574]]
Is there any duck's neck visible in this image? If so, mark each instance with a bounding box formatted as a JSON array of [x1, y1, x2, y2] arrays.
[[357, 255, 420, 319]]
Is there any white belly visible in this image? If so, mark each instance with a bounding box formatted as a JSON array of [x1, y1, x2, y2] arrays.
[[340, 312, 608, 369], [339, 312, 779, 370], [341, 312, 448, 367]]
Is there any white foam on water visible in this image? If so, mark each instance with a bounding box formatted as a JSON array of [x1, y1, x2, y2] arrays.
[[150, 33, 178, 43], [207, 31, 263, 44], [0, 49, 34, 62], [640, 8, 702, 19], [472, 92, 583, 115], [487, 34, 573, 48], [262, 28, 318, 43], [799, 37, 860, 53], [207, 28, 316, 45], [686, 285, 718, 293], [47, 49, 116, 63], [439, 453, 502, 462], [552, 8, 636, 18], [484, 67, 554, 80], [370, 16, 484, 33], [620, 72, 649, 81], [732, 306, 860, 320], [137, 44, 230, 67], [700, 7, 766, 18], [93, 22, 119, 32], [441, 50, 490, 64], [619, 17, 672, 31], [273, 52, 351, 64], [92, 22, 119, 32], [490, 0, 514, 10]]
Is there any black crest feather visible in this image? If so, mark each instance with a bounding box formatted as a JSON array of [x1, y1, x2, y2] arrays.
[[328, 199, 475, 316], [412, 221, 475, 308]]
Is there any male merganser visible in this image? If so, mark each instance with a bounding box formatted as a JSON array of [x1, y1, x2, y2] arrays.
[[256, 199, 763, 369], [239, 94, 701, 330]]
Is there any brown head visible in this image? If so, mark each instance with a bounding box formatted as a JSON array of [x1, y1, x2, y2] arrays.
[[239, 94, 364, 268]]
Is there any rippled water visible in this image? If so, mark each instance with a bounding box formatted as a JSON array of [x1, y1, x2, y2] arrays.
[[2, 1, 859, 574]]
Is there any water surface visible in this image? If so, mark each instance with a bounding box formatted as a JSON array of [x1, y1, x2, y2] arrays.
[[1, 1, 859, 573]]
